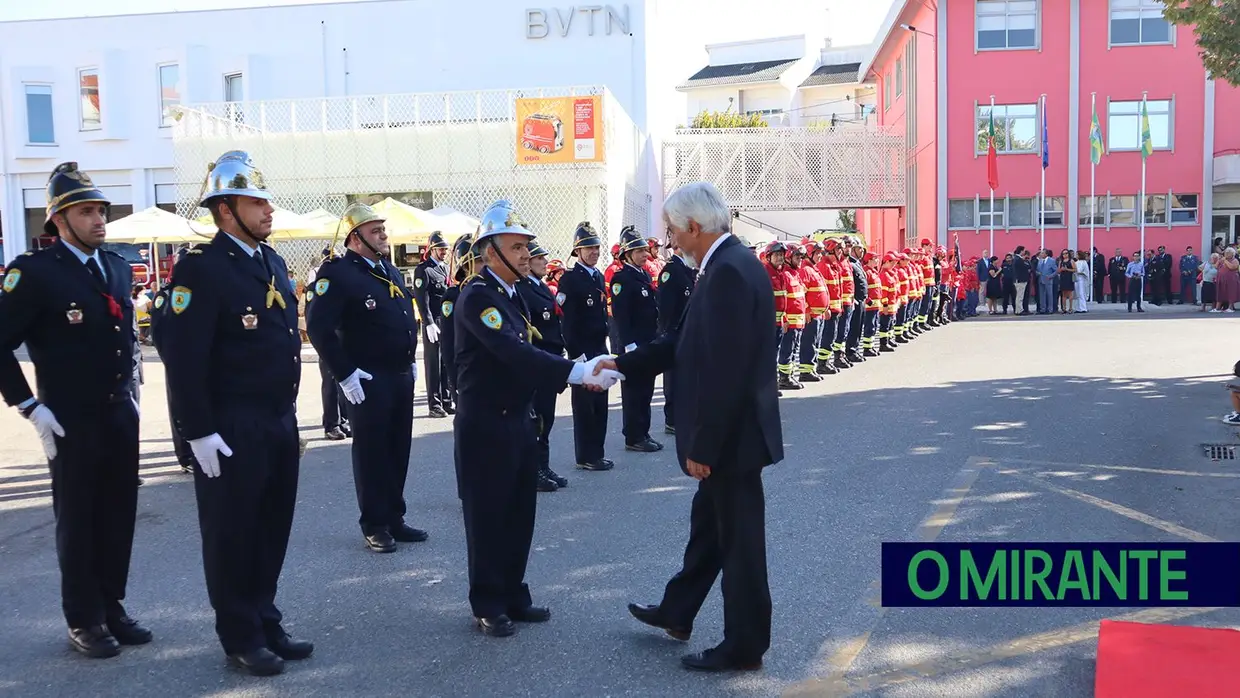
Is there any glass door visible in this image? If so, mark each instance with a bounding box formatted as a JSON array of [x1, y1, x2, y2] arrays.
[[1212, 213, 1240, 249]]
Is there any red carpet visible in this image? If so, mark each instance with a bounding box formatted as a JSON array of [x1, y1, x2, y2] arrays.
[[1096, 619, 1240, 697]]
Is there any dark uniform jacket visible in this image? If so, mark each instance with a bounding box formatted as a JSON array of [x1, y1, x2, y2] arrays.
[[610, 263, 659, 349], [616, 236, 783, 474], [440, 284, 464, 386], [153, 233, 301, 441], [656, 255, 696, 335], [454, 270, 574, 417], [555, 263, 609, 360], [849, 256, 868, 302], [0, 243, 136, 415], [412, 258, 449, 330], [305, 250, 418, 379], [517, 275, 565, 356]]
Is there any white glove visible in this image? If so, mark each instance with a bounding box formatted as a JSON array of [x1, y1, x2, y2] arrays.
[[425, 323, 440, 344], [189, 433, 232, 478], [624, 343, 637, 353], [580, 354, 625, 390], [412, 362, 419, 383], [28, 404, 65, 460], [132, 396, 141, 420], [340, 368, 373, 404]]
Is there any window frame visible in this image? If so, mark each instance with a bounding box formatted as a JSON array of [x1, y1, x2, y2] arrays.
[[976, 102, 1041, 156], [1107, 194, 1138, 227], [1039, 196, 1066, 227], [978, 196, 1007, 229], [23, 83, 56, 146], [1079, 195, 1106, 226], [1106, 97, 1174, 153], [884, 72, 892, 112], [895, 57, 903, 97], [223, 72, 244, 102], [948, 199, 977, 230], [158, 63, 181, 129], [77, 67, 101, 132], [1108, 0, 1174, 48], [1168, 193, 1198, 225], [975, 0, 1041, 52]]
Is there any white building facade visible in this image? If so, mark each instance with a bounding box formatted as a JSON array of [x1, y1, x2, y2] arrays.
[[0, 0, 725, 262]]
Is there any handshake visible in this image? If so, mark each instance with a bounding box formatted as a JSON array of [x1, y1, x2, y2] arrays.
[[574, 354, 626, 392]]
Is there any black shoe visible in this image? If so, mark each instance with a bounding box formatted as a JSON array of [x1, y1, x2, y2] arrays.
[[627, 603, 691, 641], [324, 427, 346, 441], [576, 459, 614, 471], [476, 615, 516, 637], [816, 360, 838, 375], [777, 376, 802, 390], [681, 648, 762, 673], [847, 351, 865, 363], [268, 634, 314, 661], [364, 529, 397, 553], [880, 340, 896, 353], [180, 463, 194, 474], [600, 457, 615, 468], [546, 469, 568, 487], [340, 422, 353, 438], [69, 626, 121, 658], [428, 406, 448, 418], [625, 438, 662, 453], [137, 477, 144, 487], [227, 647, 285, 676], [664, 424, 676, 435], [508, 605, 551, 623], [799, 371, 823, 383], [536, 473, 559, 492], [390, 523, 428, 543], [106, 615, 152, 645], [444, 405, 456, 415], [863, 348, 881, 358]]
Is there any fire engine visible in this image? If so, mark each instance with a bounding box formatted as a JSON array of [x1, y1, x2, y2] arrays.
[[520, 113, 565, 154]]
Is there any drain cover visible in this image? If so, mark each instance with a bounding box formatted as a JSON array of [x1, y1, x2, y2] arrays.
[[1204, 444, 1236, 461]]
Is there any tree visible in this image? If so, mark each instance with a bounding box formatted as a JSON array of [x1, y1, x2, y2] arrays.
[[1159, 1, 1240, 86], [688, 110, 769, 129], [838, 209, 857, 232]]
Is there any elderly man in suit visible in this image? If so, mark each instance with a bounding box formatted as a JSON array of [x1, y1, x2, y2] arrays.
[[596, 181, 783, 672]]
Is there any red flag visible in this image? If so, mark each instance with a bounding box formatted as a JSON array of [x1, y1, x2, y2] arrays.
[[986, 110, 1000, 191]]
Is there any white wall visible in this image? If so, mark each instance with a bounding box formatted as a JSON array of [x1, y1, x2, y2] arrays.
[[744, 209, 843, 238], [794, 84, 875, 126], [685, 86, 742, 121], [706, 34, 813, 66]]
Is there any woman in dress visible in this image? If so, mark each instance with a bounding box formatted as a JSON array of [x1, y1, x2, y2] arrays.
[[1201, 253, 1219, 312], [985, 256, 1003, 314], [1212, 248, 1240, 313], [1073, 251, 1090, 312], [1058, 250, 1076, 313]]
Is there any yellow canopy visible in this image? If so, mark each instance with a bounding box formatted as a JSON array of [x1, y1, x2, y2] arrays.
[[194, 208, 328, 240], [369, 197, 471, 246], [105, 207, 214, 244]]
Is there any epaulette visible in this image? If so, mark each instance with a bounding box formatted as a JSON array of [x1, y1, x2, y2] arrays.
[[22, 250, 34, 256], [187, 248, 206, 255], [101, 249, 125, 260]]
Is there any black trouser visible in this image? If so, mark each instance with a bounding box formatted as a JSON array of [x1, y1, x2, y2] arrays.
[[319, 361, 347, 431], [165, 379, 195, 470], [833, 304, 853, 352], [659, 467, 771, 662], [1127, 278, 1144, 310], [50, 401, 140, 629], [847, 300, 863, 351], [1159, 274, 1172, 304], [663, 369, 678, 429], [1094, 273, 1105, 302], [1109, 275, 1126, 303], [345, 369, 414, 533], [620, 343, 654, 445], [423, 327, 450, 411], [570, 344, 609, 464], [194, 403, 299, 655], [532, 386, 557, 472], [456, 408, 538, 618]]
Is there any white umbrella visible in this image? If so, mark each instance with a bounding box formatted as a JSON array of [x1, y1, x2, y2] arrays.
[[105, 206, 214, 244], [425, 206, 480, 237]]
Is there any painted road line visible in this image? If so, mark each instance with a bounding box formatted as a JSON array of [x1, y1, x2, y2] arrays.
[[1002, 457, 1240, 479]]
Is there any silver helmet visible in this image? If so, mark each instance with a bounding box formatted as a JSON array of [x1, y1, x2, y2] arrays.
[[475, 199, 534, 242], [200, 150, 272, 206]]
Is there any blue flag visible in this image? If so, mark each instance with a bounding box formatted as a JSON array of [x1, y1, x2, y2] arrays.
[[1041, 104, 1049, 170]]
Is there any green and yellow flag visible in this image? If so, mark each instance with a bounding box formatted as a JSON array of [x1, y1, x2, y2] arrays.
[[1088, 103, 1104, 166], [1140, 98, 1154, 160]]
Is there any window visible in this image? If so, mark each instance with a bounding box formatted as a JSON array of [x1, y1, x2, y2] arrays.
[[23, 84, 55, 144], [159, 64, 181, 127], [948, 200, 976, 228], [1040, 197, 1065, 226], [895, 57, 903, 97], [224, 73, 243, 102], [884, 73, 891, 111], [1079, 195, 1106, 225], [1144, 194, 1166, 224], [976, 103, 1038, 154], [1170, 193, 1198, 223], [977, 0, 1038, 50], [1107, 99, 1171, 151], [979, 198, 1005, 228], [1110, 0, 1171, 46], [1009, 197, 1035, 227], [1108, 194, 1137, 226], [78, 69, 101, 131]]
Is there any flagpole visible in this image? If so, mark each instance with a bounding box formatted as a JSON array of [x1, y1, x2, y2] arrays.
[[1089, 92, 1096, 302], [989, 95, 996, 256], [1039, 93, 1047, 253], [1139, 91, 1148, 307]]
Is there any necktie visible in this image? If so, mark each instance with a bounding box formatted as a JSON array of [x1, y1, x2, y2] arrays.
[[85, 257, 106, 287]]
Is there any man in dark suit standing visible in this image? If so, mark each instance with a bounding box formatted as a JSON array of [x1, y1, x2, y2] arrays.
[[598, 181, 782, 672]]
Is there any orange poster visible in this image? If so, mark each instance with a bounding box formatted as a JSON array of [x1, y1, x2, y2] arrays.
[[515, 95, 606, 166]]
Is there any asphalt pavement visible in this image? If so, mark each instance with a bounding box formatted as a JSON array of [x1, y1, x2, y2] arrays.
[[2, 305, 1239, 697]]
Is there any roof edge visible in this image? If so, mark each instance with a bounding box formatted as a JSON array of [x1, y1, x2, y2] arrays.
[[705, 34, 808, 52], [857, 0, 915, 83]]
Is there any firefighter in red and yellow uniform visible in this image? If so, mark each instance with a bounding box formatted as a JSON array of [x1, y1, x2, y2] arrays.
[[815, 239, 843, 374], [830, 239, 856, 370], [878, 252, 900, 352], [795, 242, 829, 383], [546, 259, 566, 315], [917, 242, 936, 330], [894, 253, 912, 343], [778, 241, 808, 389], [644, 238, 664, 285], [802, 240, 837, 376], [902, 249, 923, 339], [762, 240, 789, 344], [862, 252, 883, 356]]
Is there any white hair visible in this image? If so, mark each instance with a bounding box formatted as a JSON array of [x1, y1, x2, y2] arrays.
[[663, 182, 731, 235]]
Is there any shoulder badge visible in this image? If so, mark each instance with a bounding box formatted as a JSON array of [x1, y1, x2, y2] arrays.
[[22, 251, 34, 257], [611, 283, 621, 296], [170, 286, 192, 314], [315, 278, 330, 296], [306, 289, 315, 301], [187, 248, 205, 255], [415, 277, 424, 288], [480, 306, 503, 330], [556, 292, 566, 306], [154, 294, 166, 309], [442, 300, 454, 317], [2, 269, 21, 293], [661, 271, 670, 284]]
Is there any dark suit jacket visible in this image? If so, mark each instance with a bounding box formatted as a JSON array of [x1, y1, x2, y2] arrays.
[[615, 235, 783, 474]]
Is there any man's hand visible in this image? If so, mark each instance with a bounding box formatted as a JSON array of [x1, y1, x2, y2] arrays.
[[28, 404, 65, 460], [591, 357, 619, 375], [340, 368, 373, 404], [411, 362, 419, 383], [686, 459, 712, 480], [425, 323, 440, 344], [581, 354, 623, 391], [188, 433, 233, 478]]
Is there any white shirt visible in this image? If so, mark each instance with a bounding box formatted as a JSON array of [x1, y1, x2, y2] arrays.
[[225, 232, 259, 258], [486, 267, 516, 297], [697, 233, 733, 275], [61, 240, 107, 282]]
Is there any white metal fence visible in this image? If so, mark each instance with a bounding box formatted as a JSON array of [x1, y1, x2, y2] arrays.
[[172, 86, 649, 277]]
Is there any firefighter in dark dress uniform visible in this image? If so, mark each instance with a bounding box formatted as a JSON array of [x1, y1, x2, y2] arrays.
[[413, 231, 452, 417], [453, 200, 621, 637], [555, 222, 614, 471], [154, 151, 312, 677], [306, 203, 425, 554], [441, 233, 475, 460], [0, 162, 150, 659], [609, 226, 663, 453], [151, 280, 196, 474], [517, 239, 571, 492], [655, 243, 696, 434]]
